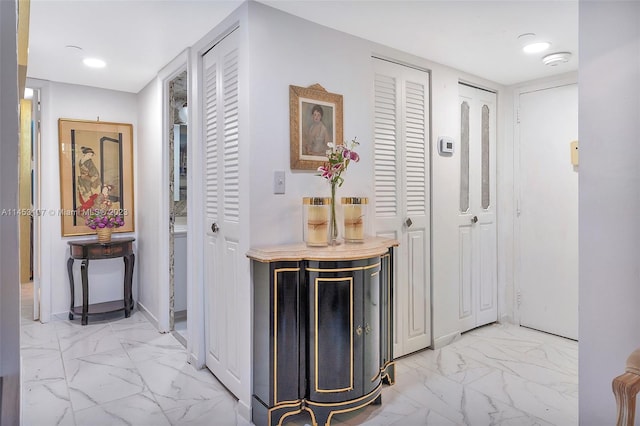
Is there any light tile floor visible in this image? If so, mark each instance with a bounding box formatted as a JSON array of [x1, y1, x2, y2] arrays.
[[20, 283, 578, 425]]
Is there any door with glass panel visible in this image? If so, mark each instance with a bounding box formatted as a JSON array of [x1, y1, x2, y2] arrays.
[[457, 83, 497, 333]]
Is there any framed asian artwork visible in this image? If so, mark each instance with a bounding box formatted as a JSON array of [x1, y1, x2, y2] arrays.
[[289, 83, 343, 170], [58, 119, 135, 236]]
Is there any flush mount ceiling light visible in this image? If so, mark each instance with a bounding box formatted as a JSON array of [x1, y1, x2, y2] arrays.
[[523, 41, 551, 54], [518, 33, 551, 54], [83, 57, 106, 68], [542, 52, 572, 66]]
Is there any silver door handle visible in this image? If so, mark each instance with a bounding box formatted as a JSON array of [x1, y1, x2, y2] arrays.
[[471, 216, 478, 224], [211, 222, 219, 233]]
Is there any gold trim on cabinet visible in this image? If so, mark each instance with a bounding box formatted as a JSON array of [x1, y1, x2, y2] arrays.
[[315, 276, 354, 393], [267, 400, 303, 426], [381, 361, 396, 385], [306, 262, 381, 273], [306, 382, 383, 407], [383, 252, 392, 362], [273, 267, 300, 405], [326, 384, 382, 425]]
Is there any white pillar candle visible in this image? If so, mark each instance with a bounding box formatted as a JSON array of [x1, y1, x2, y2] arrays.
[[343, 204, 363, 241], [307, 205, 328, 246]]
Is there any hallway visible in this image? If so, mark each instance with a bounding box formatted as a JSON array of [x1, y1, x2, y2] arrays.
[[20, 283, 578, 425]]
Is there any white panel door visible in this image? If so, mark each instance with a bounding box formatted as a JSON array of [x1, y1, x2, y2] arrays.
[[202, 28, 243, 398], [373, 58, 431, 357], [517, 84, 578, 340], [457, 84, 497, 333]]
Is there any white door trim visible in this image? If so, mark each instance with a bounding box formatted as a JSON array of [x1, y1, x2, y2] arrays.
[[158, 49, 190, 335]]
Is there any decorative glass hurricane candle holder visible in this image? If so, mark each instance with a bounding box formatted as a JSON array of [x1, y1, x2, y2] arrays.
[[341, 197, 368, 243], [303, 197, 331, 247]]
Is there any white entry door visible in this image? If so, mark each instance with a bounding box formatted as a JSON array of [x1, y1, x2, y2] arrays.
[[517, 83, 578, 340], [202, 28, 245, 398], [457, 83, 498, 333], [373, 58, 431, 357]]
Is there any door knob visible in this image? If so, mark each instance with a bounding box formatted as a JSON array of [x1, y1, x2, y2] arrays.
[[356, 325, 363, 336], [471, 216, 478, 224], [365, 323, 371, 335], [405, 218, 413, 228], [211, 222, 219, 233]]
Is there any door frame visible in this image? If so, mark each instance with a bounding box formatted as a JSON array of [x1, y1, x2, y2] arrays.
[[158, 50, 190, 337], [25, 78, 49, 323], [512, 73, 578, 326]]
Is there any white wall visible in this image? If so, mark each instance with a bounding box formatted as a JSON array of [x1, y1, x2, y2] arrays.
[[36, 81, 137, 318], [579, 2, 640, 424], [246, 1, 509, 347], [135, 77, 164, 326], [0, 0, 21, 422]]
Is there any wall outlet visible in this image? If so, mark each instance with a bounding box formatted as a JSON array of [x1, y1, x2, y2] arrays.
[[273, 171, 285, 194]]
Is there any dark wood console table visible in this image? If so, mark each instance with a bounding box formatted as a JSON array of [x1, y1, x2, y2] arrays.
[[67, 237, 135, 325]]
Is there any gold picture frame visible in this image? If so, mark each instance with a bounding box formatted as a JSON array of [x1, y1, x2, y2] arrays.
[[290, 84, 343, 170], [58, 118, 135, 236]]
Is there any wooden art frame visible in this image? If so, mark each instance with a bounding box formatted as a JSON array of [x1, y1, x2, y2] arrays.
[[58, 118, 135, 236], [290, 84, 343, 170]]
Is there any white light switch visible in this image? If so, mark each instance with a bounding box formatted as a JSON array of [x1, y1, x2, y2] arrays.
[[274, 171, 285, 194]]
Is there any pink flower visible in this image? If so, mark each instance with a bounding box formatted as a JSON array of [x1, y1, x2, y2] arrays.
[[347, 150, 359, 162], [316, 137, 360, 188]]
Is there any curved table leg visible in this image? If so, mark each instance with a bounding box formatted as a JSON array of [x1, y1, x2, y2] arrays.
[[67, 257, 74, 320], [123, 254, 135, 317], [81, 259, 89, 325]]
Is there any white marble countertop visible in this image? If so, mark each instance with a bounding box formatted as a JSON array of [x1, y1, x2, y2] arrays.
[[246, 236, 398, 263]]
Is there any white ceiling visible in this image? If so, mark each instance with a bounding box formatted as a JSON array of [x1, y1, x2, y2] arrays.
[[27, 0, 578, 94]]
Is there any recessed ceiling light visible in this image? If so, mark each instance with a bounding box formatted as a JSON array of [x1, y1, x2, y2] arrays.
[[523, 41, 551, 54], [83, 57, 106, 68], [542, 52, 572, 66]]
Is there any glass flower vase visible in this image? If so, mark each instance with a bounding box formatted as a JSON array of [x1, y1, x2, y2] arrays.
[[329, 183, 339, 245]]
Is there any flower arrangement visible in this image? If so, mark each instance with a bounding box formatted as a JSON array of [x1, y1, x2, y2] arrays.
[[84, 209, 125, 230], [317, 138, 360, 243], [317, 138, 360, 187]]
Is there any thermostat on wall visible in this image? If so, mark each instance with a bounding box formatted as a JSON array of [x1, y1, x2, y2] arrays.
[[438, 136, 455, 155]]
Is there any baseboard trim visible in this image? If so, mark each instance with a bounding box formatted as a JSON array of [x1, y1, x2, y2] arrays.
[[433, 330, 462, 349], [1, 374, 19, 425], [237, 398, 251, 422], [136, 302, 162, 331]]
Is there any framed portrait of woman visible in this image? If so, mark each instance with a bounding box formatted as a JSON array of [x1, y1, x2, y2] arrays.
[[58, 118, 135, 236], [290, 84, 343, 170]]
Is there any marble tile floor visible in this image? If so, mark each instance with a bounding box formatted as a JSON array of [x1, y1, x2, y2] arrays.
[[20, 283, 578, 426]]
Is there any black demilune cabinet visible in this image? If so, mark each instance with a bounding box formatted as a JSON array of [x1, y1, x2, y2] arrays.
[[249, 238, 396, 426]]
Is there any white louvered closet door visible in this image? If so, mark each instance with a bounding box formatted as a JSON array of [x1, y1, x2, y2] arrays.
[[202, 28, 244, 399], [373, 58, 431, 357]]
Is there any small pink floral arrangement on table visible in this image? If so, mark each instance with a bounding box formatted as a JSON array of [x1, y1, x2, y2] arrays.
[[316, 138, 360, 243], [84, 209, 125, 230], [317, 138, 360, 187]]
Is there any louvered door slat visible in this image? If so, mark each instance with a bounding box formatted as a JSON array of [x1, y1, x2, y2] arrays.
[[374, 73, 398, 218], [223, 48, 239, 223], [204, 61, 218, 220], [404, 81, 426, 216]]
